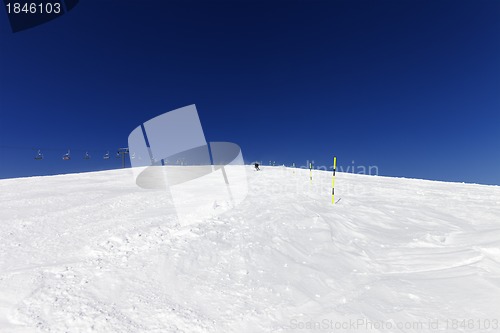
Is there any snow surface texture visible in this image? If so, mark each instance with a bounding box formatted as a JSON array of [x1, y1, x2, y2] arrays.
[[0, 166, 499, 332]]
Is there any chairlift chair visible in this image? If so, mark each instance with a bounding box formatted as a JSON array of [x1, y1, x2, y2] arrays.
[[103, 151, 110, 160], [84, 151, 91, 160], [62, 150, 71, 160], [34, 150, 43, 160]]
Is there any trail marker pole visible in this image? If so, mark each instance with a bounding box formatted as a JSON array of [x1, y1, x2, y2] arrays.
[[332, 156, 337, 204], [309, 162, 313, 182]]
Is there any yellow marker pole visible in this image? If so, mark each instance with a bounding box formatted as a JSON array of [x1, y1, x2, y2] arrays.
[[332, 156, 337, 204]]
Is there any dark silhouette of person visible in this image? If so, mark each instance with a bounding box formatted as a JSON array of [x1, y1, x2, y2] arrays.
[[254, 163, 260, 171]]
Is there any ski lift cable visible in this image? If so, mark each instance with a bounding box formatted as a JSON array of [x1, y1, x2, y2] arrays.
[[1, 145, 134, 164], [0, 145, 129, 154]]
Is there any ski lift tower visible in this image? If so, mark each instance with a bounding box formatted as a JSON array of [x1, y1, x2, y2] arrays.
[[117, 147, 129, 168]]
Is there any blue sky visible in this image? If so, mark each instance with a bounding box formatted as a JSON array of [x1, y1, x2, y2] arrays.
[[0, 0, 499, 185]]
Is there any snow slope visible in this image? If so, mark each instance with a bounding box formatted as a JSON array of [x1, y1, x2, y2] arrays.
[[0, 166, 499, 332]]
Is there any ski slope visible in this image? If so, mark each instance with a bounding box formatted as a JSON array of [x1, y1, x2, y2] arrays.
[[0, 166, 499, 332]]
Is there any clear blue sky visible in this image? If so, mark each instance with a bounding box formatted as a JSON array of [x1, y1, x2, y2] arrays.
[[1, 0, 499, 185]]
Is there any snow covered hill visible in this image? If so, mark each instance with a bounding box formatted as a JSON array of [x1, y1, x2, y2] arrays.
[[1, 166, 499, 332]]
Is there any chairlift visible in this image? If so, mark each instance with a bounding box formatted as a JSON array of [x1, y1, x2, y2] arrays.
[[62, 150, 71, 160], [84, 151, 91, 160], [34, 150, 43, 160], [116, 151, 121, 158], [103, 151, 110, 160], [130, 152, 135, 159]]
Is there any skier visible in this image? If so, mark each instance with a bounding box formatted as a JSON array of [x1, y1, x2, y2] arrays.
[[254, 162, 260, 171]]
